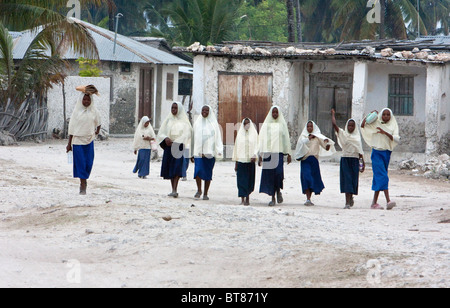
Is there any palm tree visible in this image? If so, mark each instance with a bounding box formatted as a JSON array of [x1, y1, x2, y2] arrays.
[[0, 0, 107, 139], [300, 0, 337, 42], [417, 0, 450, 35], [331, 0, 426, 41], [286, 0, 296, 42], [0, 22, 67, 139], [150, 0, 244, 46], [105, 0, 149, 35], [0, 0, 110, 59]]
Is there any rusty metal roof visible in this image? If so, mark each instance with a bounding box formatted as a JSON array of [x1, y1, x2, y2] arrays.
[[12, 19, 191, 66]]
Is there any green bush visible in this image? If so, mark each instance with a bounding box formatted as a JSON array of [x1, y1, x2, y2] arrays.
[[76, 57, 102, 77]]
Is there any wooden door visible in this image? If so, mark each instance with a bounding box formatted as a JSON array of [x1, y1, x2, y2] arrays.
[[309, 73, 353, 147], [218, 73, 272, 145], [139, 68, 153, 121], [242, 74, 273, 132], [218, 74, 240, 144]]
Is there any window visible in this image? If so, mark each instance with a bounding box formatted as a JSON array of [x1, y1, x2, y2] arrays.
[[166, 73, 174, 100], [388, 75, 414, 116]]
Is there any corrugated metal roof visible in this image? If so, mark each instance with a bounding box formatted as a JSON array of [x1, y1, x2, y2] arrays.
[[11, 19, 191, 66]]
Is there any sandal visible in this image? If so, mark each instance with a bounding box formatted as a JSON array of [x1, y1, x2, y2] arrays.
[[304, 200, 314, 206], [194, 192, 201, 199], [203, 195, 209, 201], [387, 201, 396, 210], [79, 183, 87, 195], [276, 191, 283, 204], [371, 203, 384, 210], [268, 201, 275, 207]]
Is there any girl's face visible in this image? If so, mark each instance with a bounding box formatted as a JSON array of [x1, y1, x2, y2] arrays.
[[272, 108, 279, 120], [347, 120, 356, 133], [243, 118, 250, 131], [202, 106, 210, 118], [82, 94, 91, 108], [307, 122, 314, 134], [144, 121, 150, 128], [171, 103, 178, 116], [382, 109, 391, 123]]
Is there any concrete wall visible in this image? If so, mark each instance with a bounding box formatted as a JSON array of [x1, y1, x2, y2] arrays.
[[193, 55, 294, 119], [365, 62, 427, 153], [99, 62, 139, 135], [64, 61, 181, 135], [426, 63, 450, 155], [192, 56, 345, 147], [159, 65, 180, 126], [193, 55, 448, 157], [65, 61, 140, 135], [440, 64, 450, 154], [47, 76, 110, 135]]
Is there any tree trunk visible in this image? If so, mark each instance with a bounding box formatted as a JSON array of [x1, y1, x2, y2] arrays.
[[294, 0, 302, 42], [380, 0, 386, 39], [286, 0, 295, 43]]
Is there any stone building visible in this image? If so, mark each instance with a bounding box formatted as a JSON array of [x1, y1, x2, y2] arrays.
[[177, 39, 450, 160], [11, 19, 192, 136]]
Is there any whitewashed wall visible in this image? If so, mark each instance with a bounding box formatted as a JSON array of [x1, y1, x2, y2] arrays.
[[192, 55, 448, 156], [366, 62, 427, 153], [160, 65, 180, 123], [47, 76, 111, 135], [426, 63, 450, 155], [193, 55, 294, 118]]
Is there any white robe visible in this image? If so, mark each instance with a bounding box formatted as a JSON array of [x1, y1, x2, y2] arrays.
[[258, 106, 291, 155], [157, 102, 192, 155], [232, 118, 259, 163], [133, 116, 156, 151], [361, 108, 400, 151], [192, 105, 223, 159], [294, 121, 336, 160], [336, 119, 364, 158], [68, 93, 101, 145]]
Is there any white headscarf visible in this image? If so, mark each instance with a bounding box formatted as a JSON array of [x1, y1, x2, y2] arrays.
[[336, 119, 364, 158], [133, 116, 156, 151], [192, 105, 223, 158], [157, 102, 192, 149], [68, 93, 101, 145], [294, 121, 336, 160], [361, 108, 400, 151], [258, 106, 291, 155], [232, 118, 259, 163]]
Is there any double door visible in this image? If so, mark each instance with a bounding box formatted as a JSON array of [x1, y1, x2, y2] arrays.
[[309, 73, 353, 148]]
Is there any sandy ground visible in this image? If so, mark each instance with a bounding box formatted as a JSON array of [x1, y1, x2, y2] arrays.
[[0, 138, 449, 288]]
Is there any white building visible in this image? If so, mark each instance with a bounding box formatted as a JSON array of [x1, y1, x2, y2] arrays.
[[11, 19, 192, 136], [178, 40, 450, 160]]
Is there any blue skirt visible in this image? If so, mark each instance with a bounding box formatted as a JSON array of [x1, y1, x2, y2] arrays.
[[340, 157, 359, 194], [194, 157, 216, 181], [160, 144, 186, 180], [133, 149, 151, 177], [259, 153, 284, 196], [300, 156, 325, 195], [73, 141, 95, 180], [371, 149, 391, 191], [237, 162, 256, 197]]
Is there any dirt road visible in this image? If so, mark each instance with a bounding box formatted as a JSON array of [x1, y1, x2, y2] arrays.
[[0, 139, 449, 288]]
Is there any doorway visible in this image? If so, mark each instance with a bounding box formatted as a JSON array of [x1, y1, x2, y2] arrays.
[[309, 73, 353, 147], [138, 68, 153, 121], [218, 72, 273, 144]]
